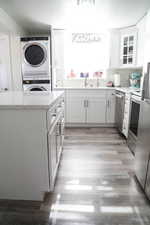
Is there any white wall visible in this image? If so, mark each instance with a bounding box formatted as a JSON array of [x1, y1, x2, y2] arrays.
[[0, 34, 12, 90], [9, 34, 24, 91], [53, 29, 65, 88], [0, 8, 26, 91]]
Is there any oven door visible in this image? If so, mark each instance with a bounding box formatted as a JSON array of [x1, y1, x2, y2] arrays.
[[129, 98, 140, 137], [128, 96, 140, 155]]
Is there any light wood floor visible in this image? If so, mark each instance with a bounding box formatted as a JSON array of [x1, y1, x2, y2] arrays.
[[49, 128, 150, 225], [0, 128, 150, 225]]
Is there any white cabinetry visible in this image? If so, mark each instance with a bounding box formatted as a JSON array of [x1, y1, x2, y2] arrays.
[[47, 97, 65, 190], [137, 16, 146, 67], [65, 89, 115, 126], [0, 93, 65, 201], [145, 10, 150, 37], [120, 27, 137, 67], [66, 95, 85, 123], [106, 90, 116, 123], [53, 29, 65, 87], [86, 97, 106, 123], [143, 11, 150, 72], [109, 30, 120, 68], [109, 26, 138, 68], [48, 123, 57, 188]]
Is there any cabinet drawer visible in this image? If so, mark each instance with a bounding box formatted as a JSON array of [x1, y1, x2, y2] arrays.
[[47, 106, 57, 131], [47, 98, 65, 131]]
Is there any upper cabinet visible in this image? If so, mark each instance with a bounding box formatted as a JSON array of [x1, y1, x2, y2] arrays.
[[145, 10, 150, 36], [137, 16, 146, 68], [109, 29, 120, 68], [52, 29, 65, 88], [143, 11, 150, 72], [109, 25, 144, 69], [120, 32, 137, 67]]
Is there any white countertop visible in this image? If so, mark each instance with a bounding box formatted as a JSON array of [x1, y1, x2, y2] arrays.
[[55, 86, 140, 93], [0, 91, 64, 109], [54, 87, 115, 90], [115, 87, 140, 94]]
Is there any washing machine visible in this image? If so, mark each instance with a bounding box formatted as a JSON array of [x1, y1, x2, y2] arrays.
[[21, 37, 51, 80], [23, 80, 51, 91]]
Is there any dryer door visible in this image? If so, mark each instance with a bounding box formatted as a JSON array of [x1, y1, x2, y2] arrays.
[[24, 43, 47, 67], [28, 86, 47, 91]]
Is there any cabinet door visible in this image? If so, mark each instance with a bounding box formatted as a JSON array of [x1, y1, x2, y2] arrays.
[[56, 120, 62, 162], [60, 116, 65, 146], [48, 124, 57, 190], [143, 12, 150, 71], [86, 97, 106, 123], [66, 96, 86, 123], [106, 91, 116, 124], [109, 30, 120, 68], [53, 29, 65, 88], [120, 33, 137, 67], [137, 16, 146, 67]]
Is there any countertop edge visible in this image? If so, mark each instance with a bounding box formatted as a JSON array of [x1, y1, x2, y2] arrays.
[[0, 91, 64, 110], [54, 87, 115, 90]]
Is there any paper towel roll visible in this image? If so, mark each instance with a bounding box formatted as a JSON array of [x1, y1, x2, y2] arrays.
[[114, 73, 120, 87]]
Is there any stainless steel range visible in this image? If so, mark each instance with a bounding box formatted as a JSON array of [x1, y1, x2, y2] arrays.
[[135, 62, 150, 201]]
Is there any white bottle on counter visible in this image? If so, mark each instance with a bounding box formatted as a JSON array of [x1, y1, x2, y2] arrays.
[[114, 73, 120, 87]]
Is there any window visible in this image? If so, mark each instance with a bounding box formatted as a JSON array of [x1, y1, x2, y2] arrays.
[[64, 31, 110, 79]]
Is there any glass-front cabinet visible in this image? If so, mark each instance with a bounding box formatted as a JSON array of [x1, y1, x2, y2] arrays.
[[120, 33, 137, 67]]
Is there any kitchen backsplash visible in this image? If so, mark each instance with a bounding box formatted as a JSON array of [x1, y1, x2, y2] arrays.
[[55, 68, 143, 88], [106, 68, 143, 87]]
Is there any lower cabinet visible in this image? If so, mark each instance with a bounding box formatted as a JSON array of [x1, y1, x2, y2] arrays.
[[48, 123, 57, 190], [66, 96, 85, 123], [47, 96, 65, 191], [0, 93, 65, 201], [65, 89, 115, 125], [86, 97, 106, 123], [56, 114, 65, 161]]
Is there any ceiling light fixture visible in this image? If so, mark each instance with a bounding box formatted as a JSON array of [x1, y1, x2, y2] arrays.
[[77, 0, 95, 6]]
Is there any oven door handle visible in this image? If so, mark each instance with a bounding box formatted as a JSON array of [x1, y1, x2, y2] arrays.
[[131, 98, 141, 104], [115, 94, 124, 98]]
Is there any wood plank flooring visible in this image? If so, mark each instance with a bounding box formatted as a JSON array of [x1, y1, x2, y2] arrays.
[[49, 128, 150, 225], [0, 127, 150, 225]]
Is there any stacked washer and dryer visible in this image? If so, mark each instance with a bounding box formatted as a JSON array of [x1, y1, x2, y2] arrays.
[[21, 37, 52, 91]]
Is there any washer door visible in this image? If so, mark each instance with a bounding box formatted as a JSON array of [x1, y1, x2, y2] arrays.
[[28, 86, 47, 91], [24, 43, 47, 67]]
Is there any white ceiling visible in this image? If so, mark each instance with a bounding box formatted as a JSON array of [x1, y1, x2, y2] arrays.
[[0, 0, 150, 33]]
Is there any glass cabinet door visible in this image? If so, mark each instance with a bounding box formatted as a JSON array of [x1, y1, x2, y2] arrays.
[[121, 34, 136, 66]]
